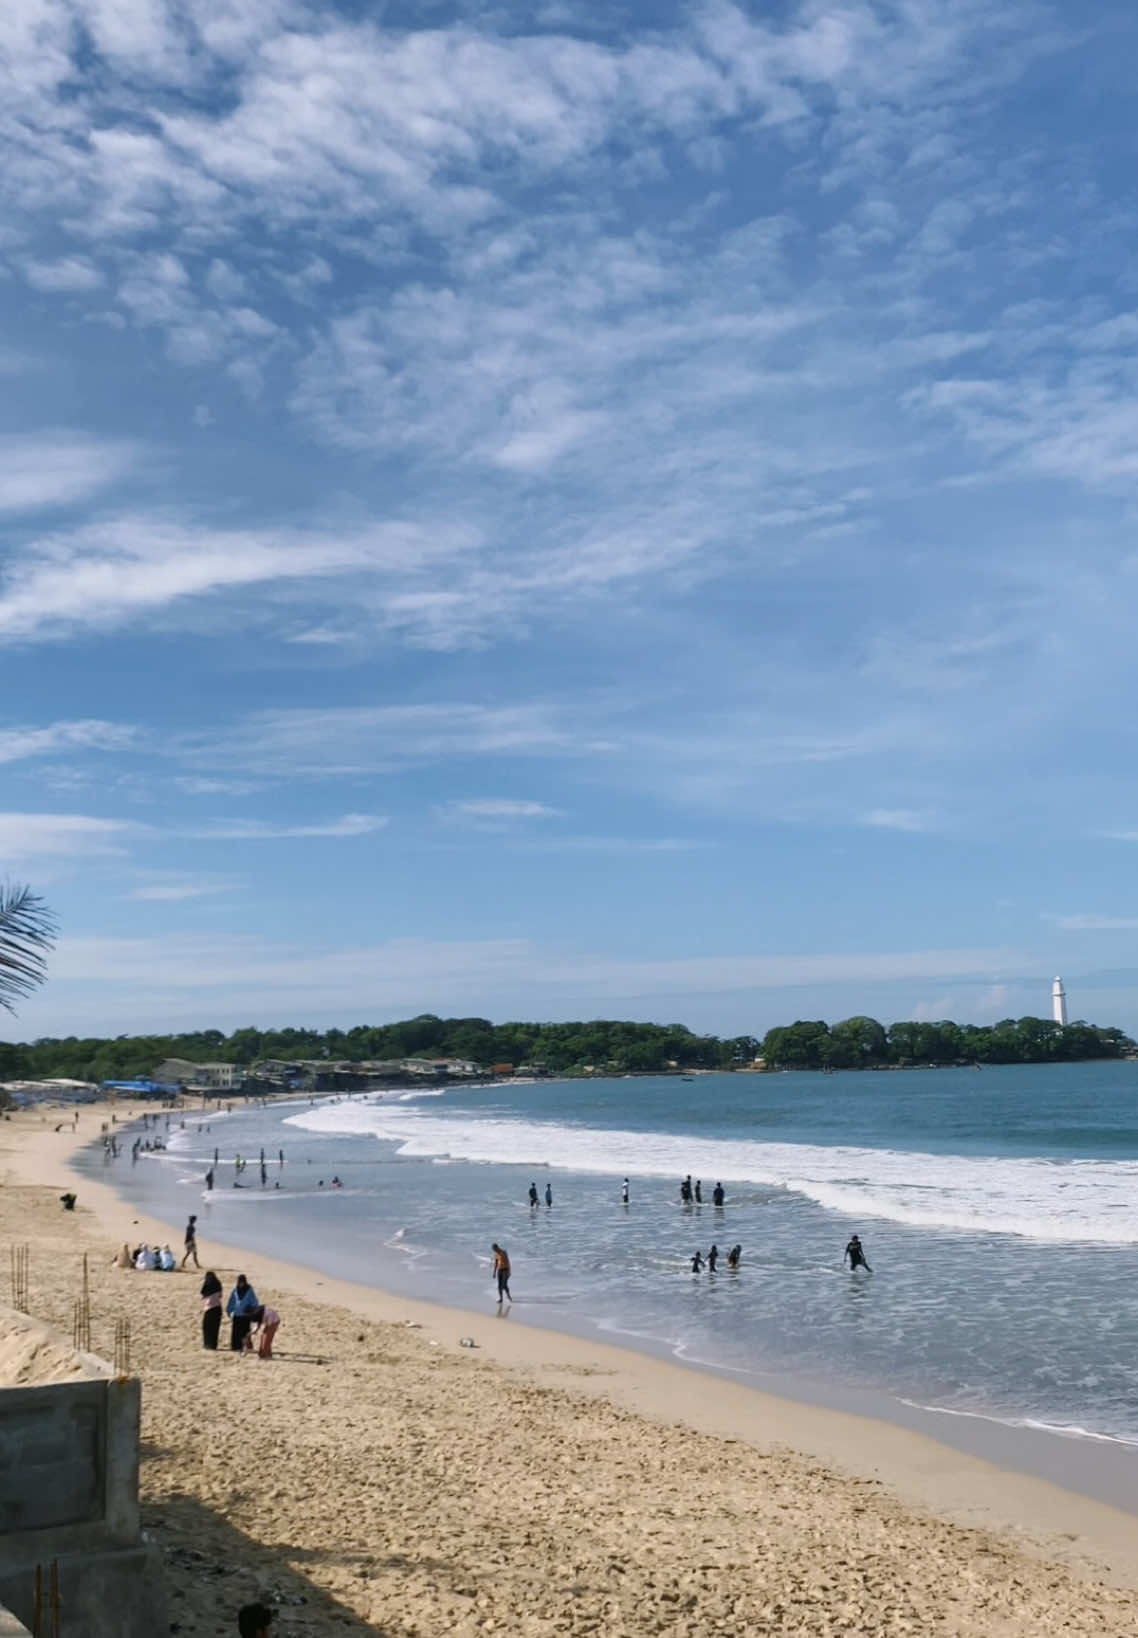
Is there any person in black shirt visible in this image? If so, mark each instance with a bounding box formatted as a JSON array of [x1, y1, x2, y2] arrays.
[[844, 1234, 872, 1272]]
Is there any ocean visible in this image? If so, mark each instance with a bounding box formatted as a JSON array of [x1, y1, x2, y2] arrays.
[[79, 1060, 1138, 1463]]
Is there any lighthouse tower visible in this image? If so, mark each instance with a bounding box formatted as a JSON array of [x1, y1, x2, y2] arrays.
[[1052, 976, 1068, 1027]]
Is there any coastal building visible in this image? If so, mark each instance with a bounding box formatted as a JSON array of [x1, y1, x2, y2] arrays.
[[1052, 977, 1068, 1027], [402, 1057, 482, 1076], [151, 1059, 245, 1090]]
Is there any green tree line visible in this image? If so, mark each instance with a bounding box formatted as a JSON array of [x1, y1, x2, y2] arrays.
[[0, 1012, 1130, 1085], [760, 1015, 1134, 1069], [0, 1016, 761, 1082]]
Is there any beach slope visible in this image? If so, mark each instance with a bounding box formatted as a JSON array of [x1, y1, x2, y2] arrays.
[[1, 1105, 1135, 1636]]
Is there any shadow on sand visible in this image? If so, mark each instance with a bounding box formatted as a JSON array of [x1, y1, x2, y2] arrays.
[[146, 1492, 392, 1636]]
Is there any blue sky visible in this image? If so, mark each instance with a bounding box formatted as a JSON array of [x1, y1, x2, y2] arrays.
[[5, 0, 1138, 1038]]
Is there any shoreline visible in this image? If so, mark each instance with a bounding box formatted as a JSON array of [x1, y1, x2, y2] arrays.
[[6, 1101, 1138, 1596]]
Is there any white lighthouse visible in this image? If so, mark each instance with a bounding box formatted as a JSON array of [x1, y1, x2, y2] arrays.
[[1052, 976, 1068, 1027]]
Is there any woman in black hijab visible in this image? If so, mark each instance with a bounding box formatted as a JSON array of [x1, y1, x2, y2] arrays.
[[200, 1271, 223, 1350]]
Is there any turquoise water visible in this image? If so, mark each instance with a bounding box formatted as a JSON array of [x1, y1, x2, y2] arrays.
[[83, 1060, 1138, 1448]]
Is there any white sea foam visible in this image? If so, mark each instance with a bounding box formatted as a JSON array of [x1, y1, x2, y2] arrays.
[[897, 1399, 1138, 1449], [285, 1101, 1138, 1245]]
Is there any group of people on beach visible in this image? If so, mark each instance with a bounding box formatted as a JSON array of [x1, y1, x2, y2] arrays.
[[114, 1241, 179, 1271], [201, 1271, 281, 1357], [691, 1244, 742, 1273], [679, 1176, 726, 1206]]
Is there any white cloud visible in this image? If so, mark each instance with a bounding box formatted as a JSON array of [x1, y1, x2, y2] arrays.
[[1047, 914, 1138, 932], [0, 515, 475, 642], [173, 776, 261, 797], [860, 808, 932, 833], [129, 876, 240, 902], [181, 812, 387, 840], [445, 799, 562, 820], [0, 719, 136, 764], [183, 702, 582, 776], [0, 812, 141, 858], [0, 433, 135, 516], [23, 257, 103, 292]]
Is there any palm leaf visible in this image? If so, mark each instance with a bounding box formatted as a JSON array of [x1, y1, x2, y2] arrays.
[[0, 883, 57, 1014]]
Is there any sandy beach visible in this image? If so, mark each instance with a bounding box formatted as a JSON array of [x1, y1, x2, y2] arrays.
[[2, 1102, 1137, 1636]]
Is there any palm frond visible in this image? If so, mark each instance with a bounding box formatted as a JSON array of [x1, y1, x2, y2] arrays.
[[0, 883, 57, 1015]]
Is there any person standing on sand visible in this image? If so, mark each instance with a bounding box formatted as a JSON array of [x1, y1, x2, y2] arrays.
[[491, 1243, 512, 1303], [227, 1274, 259, 1351], [181, 1214, 200, 1268], [201, 1271, 223, 1349]]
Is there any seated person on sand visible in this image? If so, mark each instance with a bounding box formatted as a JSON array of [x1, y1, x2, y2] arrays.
[[158, 1245, 176, 1271], [59, 1192, 77, 1211], [134, 1244, 158, 1271]]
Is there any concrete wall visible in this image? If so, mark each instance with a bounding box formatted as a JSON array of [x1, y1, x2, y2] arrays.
[[0, 1315, 166, 1637]]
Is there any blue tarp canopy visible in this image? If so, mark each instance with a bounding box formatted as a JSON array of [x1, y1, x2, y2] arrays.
[[101, 1079, 179, 1096]]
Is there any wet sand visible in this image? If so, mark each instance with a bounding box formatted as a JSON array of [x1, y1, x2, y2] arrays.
[[2, 1101, 1136, 1636]]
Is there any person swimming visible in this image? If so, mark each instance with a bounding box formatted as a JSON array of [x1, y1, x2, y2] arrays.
[[844, 1234, 872, 1272], [726, 1244, 741, 1270]]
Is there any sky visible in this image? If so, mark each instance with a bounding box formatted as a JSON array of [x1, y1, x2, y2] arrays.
[[4, 0, 1138, 1040]]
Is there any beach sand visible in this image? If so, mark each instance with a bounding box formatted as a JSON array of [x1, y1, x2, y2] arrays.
[[2, 1103, 1136, 1636]]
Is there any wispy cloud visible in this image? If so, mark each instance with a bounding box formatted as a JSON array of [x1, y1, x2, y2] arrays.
[[0, 516, 475, 643], [444, 799, 562, 821], [0, 434, 135, 517], [1045, 914, 1138, 932], [182, 703, 584, 776], [26, 934, 1027, 1032], [860, 808, 933, 833], [0, 812, 141, 858], [0, 719, 136, 764], [129, 876, 240, 902], [181, 813, 387, 840]]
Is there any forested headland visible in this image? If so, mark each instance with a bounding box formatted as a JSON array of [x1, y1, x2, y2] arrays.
[[760, 1015, 1134, 1069], [0, 1011, 1133, 1083]]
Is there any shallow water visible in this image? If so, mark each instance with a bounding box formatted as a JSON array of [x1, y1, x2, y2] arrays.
[[80, 1061, 1138, 1451]]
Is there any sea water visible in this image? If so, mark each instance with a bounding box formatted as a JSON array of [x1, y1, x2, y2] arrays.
[[80, 1061, 1138, 1456]]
